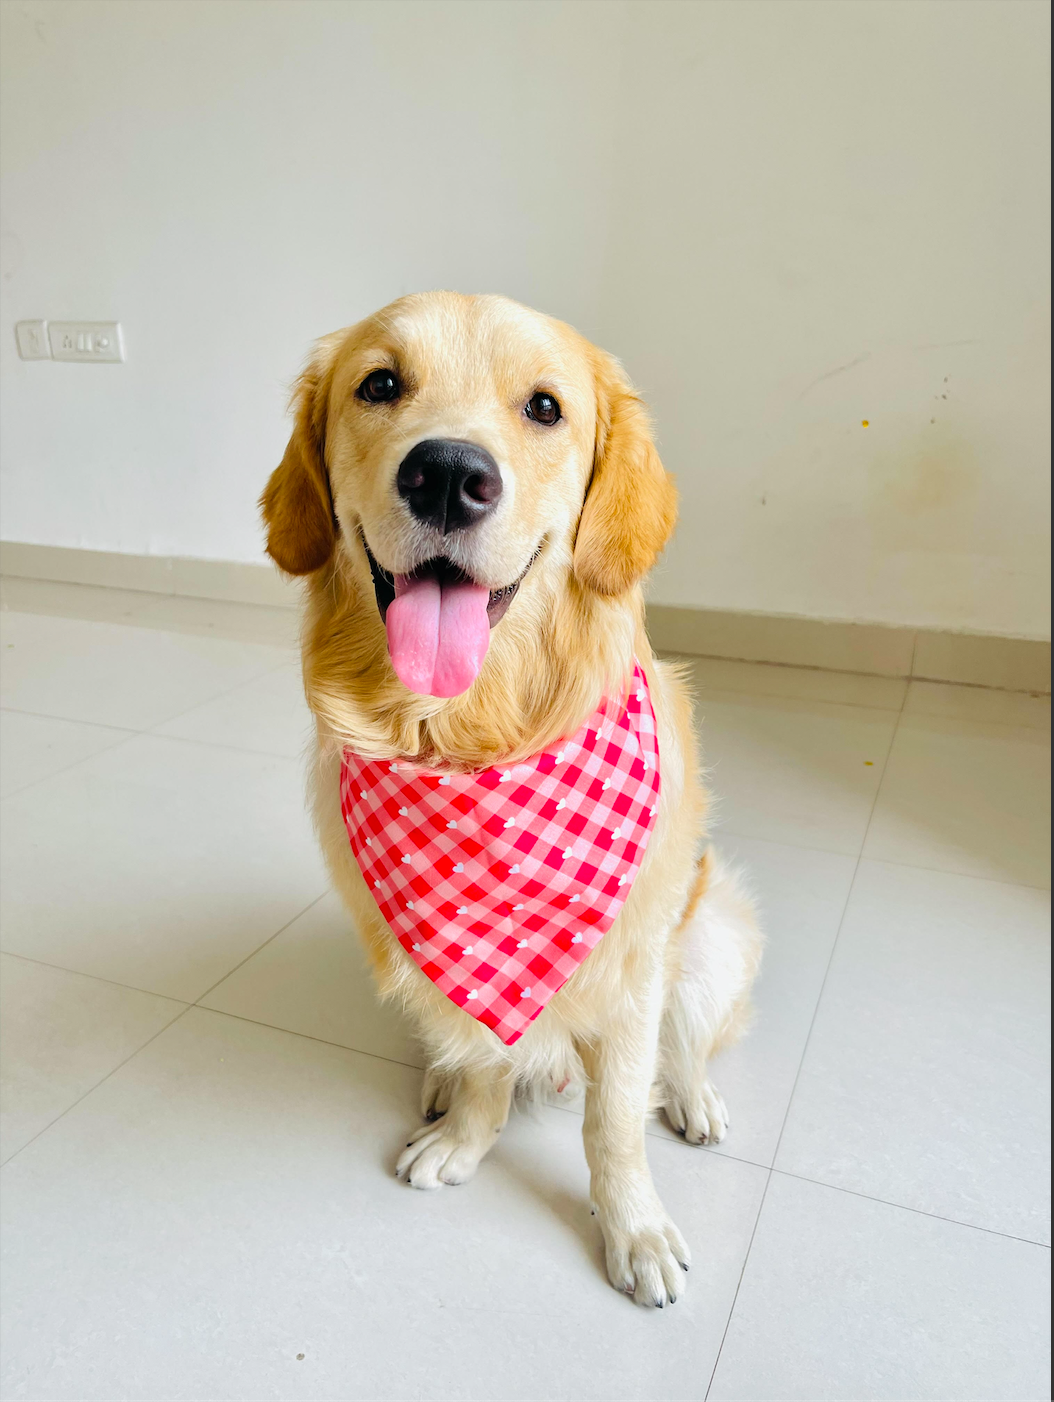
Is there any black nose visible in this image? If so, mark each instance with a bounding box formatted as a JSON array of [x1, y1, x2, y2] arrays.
[[396, 439, 503, 534]]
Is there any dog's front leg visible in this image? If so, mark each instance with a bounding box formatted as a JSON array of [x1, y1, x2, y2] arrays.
[[578, 984, 691, 1307], [396, 1062, 513, 1190]]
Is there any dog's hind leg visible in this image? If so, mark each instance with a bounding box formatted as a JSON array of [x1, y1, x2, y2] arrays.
[[658, 848, 762, 1146]]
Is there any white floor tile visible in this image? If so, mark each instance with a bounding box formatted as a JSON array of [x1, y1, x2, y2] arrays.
[[905, 679, 1050, 731], [0, 708, 133, 798], [0, 610, 292, 731], [863, 713, 1051, 888], [153, 661, 312, 758], [0, 1008, 767, 1402], [698, 693, 898, 854], [679, 654, 908, 711], [709, 1172, 1050, 1402], [201, 891, 421, 1066], [777, 861, 1050, 1243], [0, 734, 327, 1001], [0, 954, 184, 1162], [649, 834, 858, 1167]]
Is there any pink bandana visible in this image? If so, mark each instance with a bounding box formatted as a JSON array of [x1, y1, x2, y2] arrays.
[[340, 663, 660, 1044]]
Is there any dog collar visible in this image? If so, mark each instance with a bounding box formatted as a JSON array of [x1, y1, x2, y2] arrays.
[[340, 662, 661, 1045]]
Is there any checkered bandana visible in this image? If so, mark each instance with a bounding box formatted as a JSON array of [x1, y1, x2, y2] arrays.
[[339, 662, 660, 1045]]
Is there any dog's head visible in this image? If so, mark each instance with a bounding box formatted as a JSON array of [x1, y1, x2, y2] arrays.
[[261, 293, 676, 698]]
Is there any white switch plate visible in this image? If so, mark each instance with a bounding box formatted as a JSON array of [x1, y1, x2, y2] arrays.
[[15, 321, 50, 360], [48, 321, 124, 362]]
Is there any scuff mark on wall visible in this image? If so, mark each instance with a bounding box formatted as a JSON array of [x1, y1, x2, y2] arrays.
[[796, 352, 872, 402]]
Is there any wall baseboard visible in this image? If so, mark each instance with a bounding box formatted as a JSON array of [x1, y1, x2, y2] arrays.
[[1, 540, 1049, 694]]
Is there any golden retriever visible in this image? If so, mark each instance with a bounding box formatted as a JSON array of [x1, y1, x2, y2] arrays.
[[261, 291, 761, 1307]]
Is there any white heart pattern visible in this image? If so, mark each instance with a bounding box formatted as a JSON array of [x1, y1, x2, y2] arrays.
[[453, 862, 464, 873], [406, 900, 414, 910], [499, 770, 512, 783], [520, 987, 531, 999], [555, 798, 567, 810], [510, 864, 520, 874], [517, 939, 529, 948], [462, 945, 474, 956], [456, 906, 468, 915], [561, 847, 573, 860], [399, 806, 408, 816], [572, 933, 583, 944], [401, 853, 412, 863], [466, 989, 479, 1000], [503, 817, 515, 829], [569, 894, 580, 903], [447, 820, 457, 829]]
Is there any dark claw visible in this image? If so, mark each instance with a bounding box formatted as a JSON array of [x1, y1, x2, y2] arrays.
[[680, 1262, 690, 1272], [424, 1109, 441, 1122]]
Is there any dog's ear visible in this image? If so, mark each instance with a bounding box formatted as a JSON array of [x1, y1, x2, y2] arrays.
[[573, 350, 678, 597], [260, 341, 340, 575]]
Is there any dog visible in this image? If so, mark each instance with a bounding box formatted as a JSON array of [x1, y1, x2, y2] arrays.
[[260, 291, 761, 1307]]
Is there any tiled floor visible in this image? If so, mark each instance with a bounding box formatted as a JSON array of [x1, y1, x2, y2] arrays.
[[0, 578, 1049, 1402]]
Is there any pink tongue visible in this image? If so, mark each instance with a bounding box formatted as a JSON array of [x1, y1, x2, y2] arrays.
[[385, 574, 492, 697]]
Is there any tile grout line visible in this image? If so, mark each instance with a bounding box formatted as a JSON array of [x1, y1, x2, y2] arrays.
[[0, 889, 331, 1024], [0, 705, 138, 731], [181, 1003, 427, 1075], [0, 723, 144, 802], [136, 652, 301, 736], [0, 1003, 195, 1171], [0, 660, 303, 805], [0, 891, 342, 1174], [765, 682, 905, 1173], [705, 689, 907, 1397], [704, 1167, 774, 1400], [766, 1165, 1052, 1249], [0, 949, 195, 1004], [191, 892, 330, 1006], [1, 892, 332, 1009]]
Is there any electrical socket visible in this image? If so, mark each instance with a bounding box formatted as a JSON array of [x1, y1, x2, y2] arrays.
[[15, 321, 51, 360], [48, 322, 124, 363]]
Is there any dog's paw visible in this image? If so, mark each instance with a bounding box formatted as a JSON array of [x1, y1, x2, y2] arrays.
[[395, 1122, 489, 1190], [598, 1212, 691, 1308], [664, 1078, 728, 1145], [420, 1066, 455, 1122]]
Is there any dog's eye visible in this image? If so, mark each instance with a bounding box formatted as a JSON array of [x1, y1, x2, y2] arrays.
[[358, 370, 401, 404], [525, 391, 561, 426]]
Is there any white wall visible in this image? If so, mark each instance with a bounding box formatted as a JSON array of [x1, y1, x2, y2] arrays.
[[1, 0, 1049, 638]]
